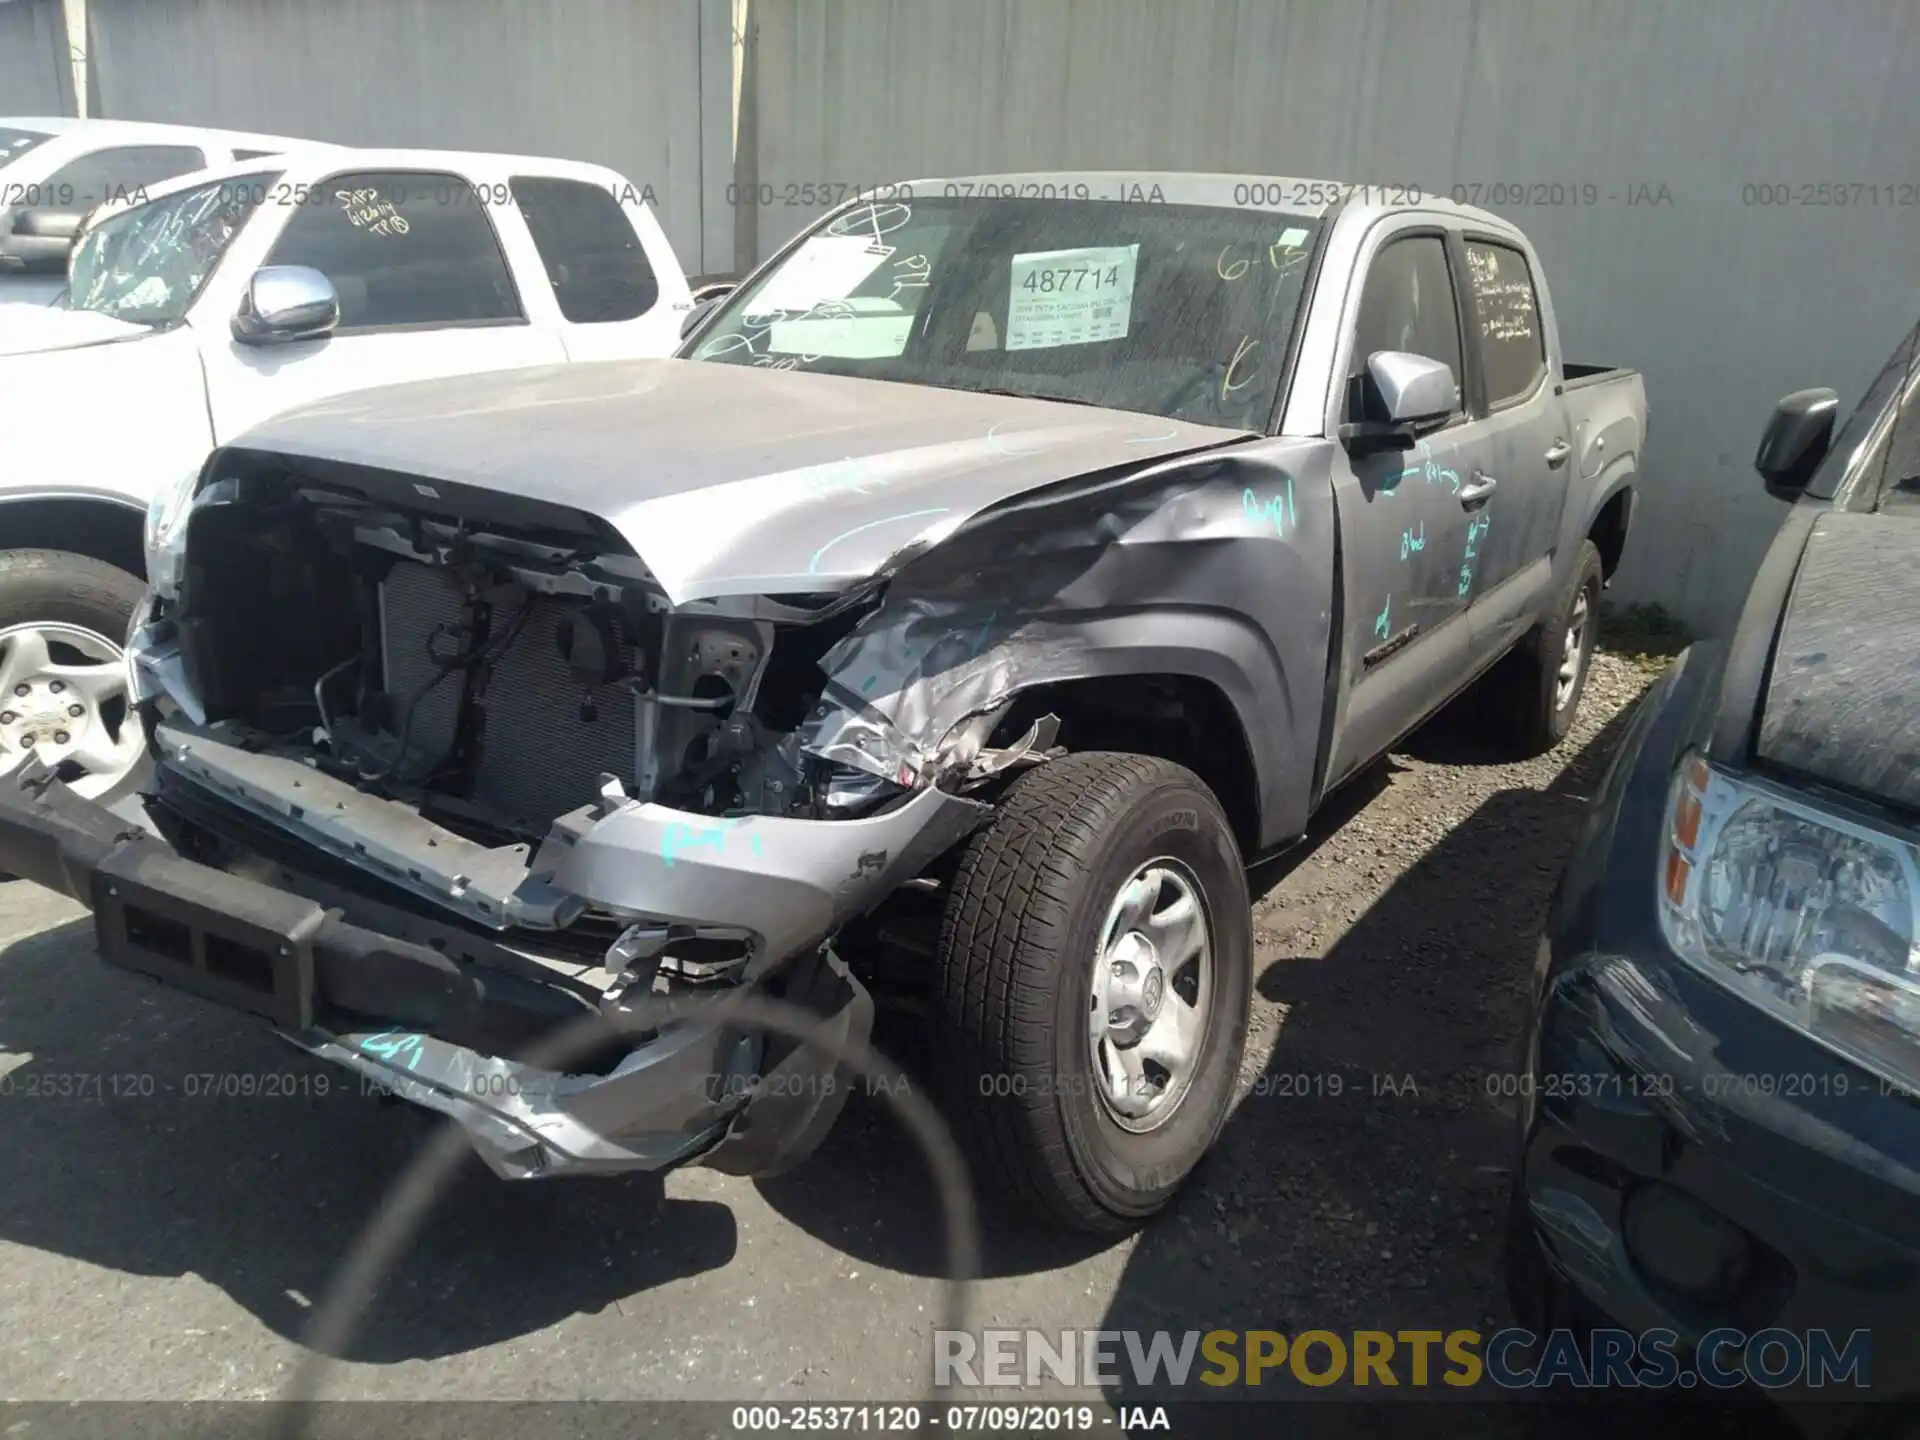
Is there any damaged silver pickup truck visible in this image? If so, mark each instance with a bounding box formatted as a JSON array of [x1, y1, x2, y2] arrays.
[[0, 174, 1644, 1234]]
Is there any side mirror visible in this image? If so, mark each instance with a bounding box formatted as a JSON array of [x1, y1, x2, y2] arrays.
[[1755, 387, 1839, 501], [0, 207, 88, 273], [679, 282, 736, 341], [1338, 350, 1459, 450], [231, 265, 339, 345]]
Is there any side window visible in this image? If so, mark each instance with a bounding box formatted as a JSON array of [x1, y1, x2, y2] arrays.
[[1347, 235, 1462, 421], [264, 170, 522, 330], [46, 145, 206, 208], [509, 175, 659, 324], [232, 148, 283, 161], [1463, 241, 1547, 408]]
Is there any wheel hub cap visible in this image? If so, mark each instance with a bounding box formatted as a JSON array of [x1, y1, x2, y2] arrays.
[[0, 622, 141, 801], [1087, 859, 1214, 1134], [1555, 590, 1591, 711]]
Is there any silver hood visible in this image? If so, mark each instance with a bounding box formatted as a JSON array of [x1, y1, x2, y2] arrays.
[[219, 358, 1254, 605]]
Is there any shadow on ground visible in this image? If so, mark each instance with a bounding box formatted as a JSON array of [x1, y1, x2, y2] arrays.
[[1091, 698, 1796, 1436], [0, 909, 737, 1363]]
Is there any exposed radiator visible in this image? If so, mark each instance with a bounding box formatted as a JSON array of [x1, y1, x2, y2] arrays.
[[379, 562, 637, 826]]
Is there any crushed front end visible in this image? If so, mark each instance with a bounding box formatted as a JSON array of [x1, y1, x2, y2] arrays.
[[0, 452, 1005, 1180]]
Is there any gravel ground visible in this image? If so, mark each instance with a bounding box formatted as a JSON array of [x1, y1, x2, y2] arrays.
[[0, 642, 1742, 1428]]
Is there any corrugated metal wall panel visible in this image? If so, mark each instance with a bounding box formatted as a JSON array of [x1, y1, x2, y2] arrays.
[[84, 0, 729, 273], [750, 0, 1920, 627], [0, 0, 73, 116]]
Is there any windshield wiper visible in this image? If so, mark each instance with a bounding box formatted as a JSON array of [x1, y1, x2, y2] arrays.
[[957, 384, 1108, 409]]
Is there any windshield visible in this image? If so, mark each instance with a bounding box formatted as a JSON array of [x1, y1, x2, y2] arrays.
[[66, 172, 277, 327], [1862, 320, 1920, 513], [0, 126, 53, 172], [688, 195, 1322, 429]]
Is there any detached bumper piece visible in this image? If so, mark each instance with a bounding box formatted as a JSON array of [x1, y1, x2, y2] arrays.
[[0, 761, 868, 1180], [93, 841, 323, 1031]]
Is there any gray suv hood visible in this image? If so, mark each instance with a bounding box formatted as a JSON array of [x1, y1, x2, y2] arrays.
[[1757, 510, 1920, 812], [223, 358, 1253, 604]]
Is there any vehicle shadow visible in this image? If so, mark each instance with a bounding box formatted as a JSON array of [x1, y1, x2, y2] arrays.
[[748, 758, 1403, 1283], [1083, 697, 1791, 1436], [0, 909, 738, 1363]]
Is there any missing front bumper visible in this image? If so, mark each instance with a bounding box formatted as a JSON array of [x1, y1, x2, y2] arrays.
[[0, 757, 922, 1179]]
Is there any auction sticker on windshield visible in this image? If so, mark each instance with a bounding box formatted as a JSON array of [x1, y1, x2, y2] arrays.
[[1006, 244, 1137, 351]]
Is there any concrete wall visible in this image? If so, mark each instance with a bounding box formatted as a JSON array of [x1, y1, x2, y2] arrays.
[[0, 0, 74, 116], [746, 0, 1920, 628], [51, 0, 1920, 627], [84, 0, 735, 275]]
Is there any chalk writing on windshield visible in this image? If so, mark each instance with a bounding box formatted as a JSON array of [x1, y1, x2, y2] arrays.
[[1221, 335, 1260, 400]]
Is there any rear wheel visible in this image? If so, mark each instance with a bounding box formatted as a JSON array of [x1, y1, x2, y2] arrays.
[[1499, 539, 1603, 756], [0, 549, 147, 803], [930, 752, 1252, 1235]]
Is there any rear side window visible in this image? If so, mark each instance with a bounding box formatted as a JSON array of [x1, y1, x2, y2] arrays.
[[264, 170, 522, 329], [232, 148, 282, 161], [46, 144, 206, 208], [1463, 241, 1547, 408], [1347, 234, 1462, 421], [509, 175, 659, 323]]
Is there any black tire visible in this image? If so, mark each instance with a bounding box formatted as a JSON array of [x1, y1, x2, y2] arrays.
[[930, 752, 1252, 1235], [1500, 539, 1603, 756], [0, 548, 145, 645]]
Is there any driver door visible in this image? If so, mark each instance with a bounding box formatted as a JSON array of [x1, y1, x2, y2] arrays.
[[1321, 223, 1497, 792]]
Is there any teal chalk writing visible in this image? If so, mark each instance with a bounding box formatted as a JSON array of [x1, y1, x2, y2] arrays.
[[1457, 514, 1491, 596], [662, 816, 764, 867], [1242, 486, 1293, 539], [359, 1030, 426, 1071], [1373, 595, 1392, 642], [807, 507, 950, 576], [1400, 521, 1425, 560], [1399, 440, 1460, 495]]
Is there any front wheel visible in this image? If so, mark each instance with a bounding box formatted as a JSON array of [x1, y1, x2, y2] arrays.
[[930, 753, 1252, 1235], [0, 549, 147, 802]]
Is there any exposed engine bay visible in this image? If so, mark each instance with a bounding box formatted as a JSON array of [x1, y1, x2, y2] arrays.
[[170, 470, 880, 845]]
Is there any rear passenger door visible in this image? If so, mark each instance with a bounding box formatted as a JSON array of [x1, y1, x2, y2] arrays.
[[1321, 223, 1499, 790], [1455, 236, 1570, 657], [197, 168, 567, 440], [508, 174, 684, 360]]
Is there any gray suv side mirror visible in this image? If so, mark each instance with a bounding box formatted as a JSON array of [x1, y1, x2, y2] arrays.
[[231, 265, 340, 345], [1755, 388, 1839, 502]]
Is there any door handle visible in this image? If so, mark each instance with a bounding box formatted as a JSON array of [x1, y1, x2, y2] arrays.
[[1545, 439, 1573, 468], [1459, 472, 1498, 506]]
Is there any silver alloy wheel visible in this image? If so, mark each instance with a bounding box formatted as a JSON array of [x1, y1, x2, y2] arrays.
[[1088, 858, 1214, 1133], [0, 622, 143, 800], [1555, 587, 1592, 711]]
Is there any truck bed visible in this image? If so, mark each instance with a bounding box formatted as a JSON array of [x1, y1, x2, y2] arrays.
[[1563, 362, 1635, 391]]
